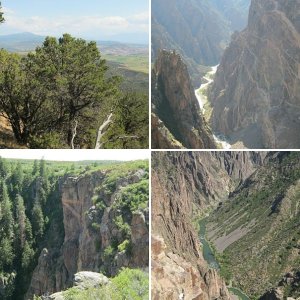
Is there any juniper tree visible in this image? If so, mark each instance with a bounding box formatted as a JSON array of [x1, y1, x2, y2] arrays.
[[0, 34, 120, 148]]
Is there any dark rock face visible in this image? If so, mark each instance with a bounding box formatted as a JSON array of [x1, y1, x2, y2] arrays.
[[259, 288, 284, 300], [151, 151, 266, 299], [211, 0, 300, 148], [152, 50, 216, 149]]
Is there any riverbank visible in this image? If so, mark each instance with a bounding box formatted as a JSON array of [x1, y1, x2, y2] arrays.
[[198, 218, 250, 300]]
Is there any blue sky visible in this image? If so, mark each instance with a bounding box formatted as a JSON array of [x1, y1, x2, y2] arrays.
[[0, 0, 149, 43]]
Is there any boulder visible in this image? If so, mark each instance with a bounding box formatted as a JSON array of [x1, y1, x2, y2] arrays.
[[73, 271, 109, 290]]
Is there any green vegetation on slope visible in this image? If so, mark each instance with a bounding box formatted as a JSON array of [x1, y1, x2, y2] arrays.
[[207, 152, 300, 298], [91, 160, 149, 274], [63, 268, 148, 300], [103, 54, 148, 74], [106, 61, 148, 94]]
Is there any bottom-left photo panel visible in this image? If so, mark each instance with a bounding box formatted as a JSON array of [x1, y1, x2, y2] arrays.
[[0, 149, 149, 300]]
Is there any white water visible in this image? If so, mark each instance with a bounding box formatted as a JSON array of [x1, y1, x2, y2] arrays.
[[195, 65, 217, 113], [195, 65, 232, 149]]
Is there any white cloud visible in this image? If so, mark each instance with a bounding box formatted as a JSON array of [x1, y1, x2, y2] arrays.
[[129, 12, 149, 23], [2, 9, 148, 38]]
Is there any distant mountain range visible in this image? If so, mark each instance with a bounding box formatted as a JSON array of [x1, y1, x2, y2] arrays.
[[0, 32, 148, 53], [0, 32, 45, 52]]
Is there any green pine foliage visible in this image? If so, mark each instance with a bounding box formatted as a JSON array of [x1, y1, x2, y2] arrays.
[[102, 92, 149, 148], [0, 33, 148, 149], [0, 158, 63, 300]]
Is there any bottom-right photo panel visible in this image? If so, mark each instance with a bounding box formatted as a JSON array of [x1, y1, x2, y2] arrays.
[[151, 151, 300, 300]]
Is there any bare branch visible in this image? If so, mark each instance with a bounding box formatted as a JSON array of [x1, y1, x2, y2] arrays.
[[71, 120, 78, 149], [95, 112, 113, 149]]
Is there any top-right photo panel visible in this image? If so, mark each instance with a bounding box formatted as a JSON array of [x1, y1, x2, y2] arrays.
[[151, 0, 300, 149]]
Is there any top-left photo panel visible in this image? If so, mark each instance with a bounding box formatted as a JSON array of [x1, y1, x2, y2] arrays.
[[0, 0, 149, 149]]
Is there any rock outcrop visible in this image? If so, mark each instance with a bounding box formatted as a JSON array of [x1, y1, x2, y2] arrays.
[[49, 271, 109, 300], [152, 50, 216, 149], [151, 113, 183, 149], [151, 151, 267, 299], [211, 0, 300, 148], [259, 288, 285, 300], [26, 169, 149, 299], [259, 271, 300, 300], [73, 272, 109, 290]]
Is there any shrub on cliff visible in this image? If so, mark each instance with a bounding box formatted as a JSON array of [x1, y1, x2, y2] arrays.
[[63, 268, 148, 300]]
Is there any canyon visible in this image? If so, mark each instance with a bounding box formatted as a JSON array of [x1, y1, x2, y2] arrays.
[[152, 0, 300, 149], [151, 151, 263, 299], [152, 151, 300, 299], [152, 0, 250, 86], [26, 165, 149, 299], [0, 159, 149, 300]]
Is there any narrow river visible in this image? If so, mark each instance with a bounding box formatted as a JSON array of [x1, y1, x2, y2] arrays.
[[195, 66, 232, 149], [199, 219, 250, 300], [199, 219, 220, 269]]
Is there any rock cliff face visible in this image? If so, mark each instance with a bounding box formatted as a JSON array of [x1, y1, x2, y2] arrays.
[[151, 113, 183, 149], [26, 169, 148, 299], [211, 0, 300, 148], [152, 0, 250, 86], [151, 151, 265, 299], [152, 50, 216, 149]]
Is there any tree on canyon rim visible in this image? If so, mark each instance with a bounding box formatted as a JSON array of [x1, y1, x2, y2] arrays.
[[0, 33, 120, 148]]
